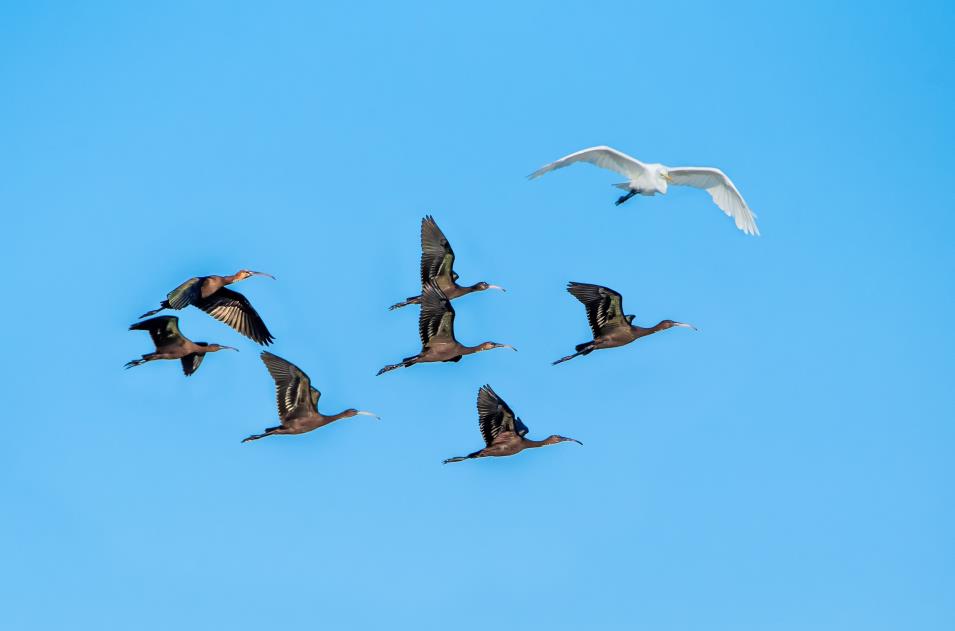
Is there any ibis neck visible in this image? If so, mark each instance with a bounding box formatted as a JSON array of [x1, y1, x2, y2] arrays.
[[522, 436, 562, 449], [633, 321, 669, 338], [324, 410, 353, 423]]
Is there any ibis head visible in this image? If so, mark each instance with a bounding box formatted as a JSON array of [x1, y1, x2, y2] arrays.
[[658, 319, 697, 331], [545, 434, 583, 446], [198, 343, 240, 353], [236, 269, 276, 281], [343, 409, 380, 420], [479, 342, 517, 352], [472, 281, 506, 293]]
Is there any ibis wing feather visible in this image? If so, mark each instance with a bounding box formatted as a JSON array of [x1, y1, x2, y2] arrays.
[[166, 277, 203, 309], [477, 385, 526, 447], [260, 351, 318, 420], [566, 282, 628, 338], [180, 353, 204, 376], [130, 316, 186, 348], [419, 215, 456, 286], [418, 281, 455, 346], [667, 166, 760, 236], [529, 145, 648, 180], [195, 287, 274, 345]]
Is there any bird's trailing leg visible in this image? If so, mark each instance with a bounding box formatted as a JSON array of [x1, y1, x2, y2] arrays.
[[139, 301, 170, 319], [124, 354, 158, 369], [552, 342, 596, 365], [376, 355, 419, 376], [241, 425, 284, 443], [614, 188, 639, 206], [443, 450, 483, 464], [388, 295, 421, 311]]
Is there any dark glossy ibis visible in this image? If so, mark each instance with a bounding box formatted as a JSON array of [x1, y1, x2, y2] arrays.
[[126, 316, 237, 375], [242, 351, 378, 443], [378, 281, 515, 375], [443, 385, 581, 464], [553, 282, 696, 365], [389, 215, 504, 310], [139, 270, 275, 345]]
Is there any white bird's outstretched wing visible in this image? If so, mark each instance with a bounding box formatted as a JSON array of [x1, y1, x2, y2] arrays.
[[667, 167, 760, 236], [529, 146, 648, 180]]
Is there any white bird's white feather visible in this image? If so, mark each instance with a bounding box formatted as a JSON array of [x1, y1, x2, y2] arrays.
[[666, 167, 759, 236], [530, 145, 760, 236], [528, 145, 648, 180]]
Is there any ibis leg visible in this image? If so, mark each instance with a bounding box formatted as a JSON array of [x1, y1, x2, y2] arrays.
[[242, 424, 287, 443], [552, 342, 595, 365], [125, 354, 159, 369], [139, 301, 170, 319], [443, 450, 482, 464], [388, 295, 421, 311], [376, 356, 418, 376]]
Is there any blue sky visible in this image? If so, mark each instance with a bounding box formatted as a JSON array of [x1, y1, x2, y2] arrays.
[[2, 1, 953, 629]]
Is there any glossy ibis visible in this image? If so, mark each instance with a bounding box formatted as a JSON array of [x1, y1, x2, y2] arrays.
[[529, 145, 759, 235], [126, 316, 237, 375], [553, 282, 696, 365], [377, 280, 515, 375], [389, 215, 504, 310], [242, 351, 378, 443], [139, 270, 275, 345], [443, 385, 581, 464]]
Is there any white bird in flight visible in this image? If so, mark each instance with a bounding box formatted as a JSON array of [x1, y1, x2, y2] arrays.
[[529, 145, 759, 236]]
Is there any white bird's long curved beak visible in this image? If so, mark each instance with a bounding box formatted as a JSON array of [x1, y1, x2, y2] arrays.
[[662, 173, 673, 182], [356, 411, 380, 420]]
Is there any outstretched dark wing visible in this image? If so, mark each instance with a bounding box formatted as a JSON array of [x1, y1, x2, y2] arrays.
[[420, 215, 456, 286], [418, 280, 456, 346], [566, 282, 628, 338], [477, 384, 527, 447], [129, 316, 186, 348], [180, 353, 204, 376], [195, 288, 274, 345], [166, 277, 203, 309], [260, 351, 318, 420]]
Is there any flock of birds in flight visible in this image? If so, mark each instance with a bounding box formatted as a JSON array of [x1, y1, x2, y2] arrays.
[[127, 145, 759, 462]]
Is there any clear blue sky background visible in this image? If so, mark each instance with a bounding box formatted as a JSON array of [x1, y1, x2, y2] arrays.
[[2, 2, 953, 629]]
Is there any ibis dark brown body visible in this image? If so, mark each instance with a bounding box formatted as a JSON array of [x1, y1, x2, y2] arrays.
[[378, 281, 515, 375], [243, 352, 378, 442], [553, 282, 696, 365], [443, 385, 581, 463], [139, 269, 275, 345], [126, 316, 237, 376], [389, 215, 503, 310]]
